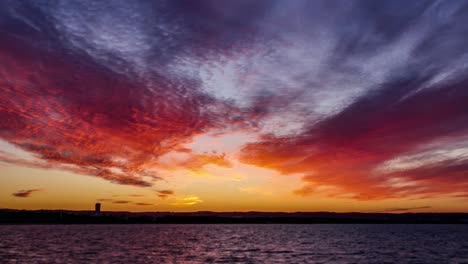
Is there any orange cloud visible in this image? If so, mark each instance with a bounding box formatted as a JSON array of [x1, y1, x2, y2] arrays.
[[171, 196, 203, 207]]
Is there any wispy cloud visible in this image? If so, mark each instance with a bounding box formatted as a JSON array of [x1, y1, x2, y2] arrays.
[[112, 200, 130, 204], [171, 196, 203, 207], [156, 190, 175, 199], [12, 189, 42, 198], [128, 194, 144, 197], [366, 206, 433, 213], [134, 202, 152, 206], [97, 198, 153, 207]]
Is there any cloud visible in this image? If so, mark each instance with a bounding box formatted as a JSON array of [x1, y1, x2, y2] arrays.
[[128, 194, 144, 197], [157, 149, 233, 171], [0, 1, 250, 188], [12, 189, 41, 198], [1, 0, 468, 204], [97, 198, 153, 206], [134, 202, 153, 206], [156, 190, 175, 199], [237, 1, 468, 200], [382, 206, 432, 212], [241, 75, 468, 199], [0, 153, 152, 187], [171, 196, 203, 206], [112, 200, 130, 204], [366, 206, 433, 213], [96, 198, 113, 202]]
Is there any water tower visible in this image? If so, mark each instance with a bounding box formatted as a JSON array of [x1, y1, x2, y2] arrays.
[[95, 203, 101, 215]]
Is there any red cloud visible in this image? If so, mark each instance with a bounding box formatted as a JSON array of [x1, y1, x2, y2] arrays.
[[241, 77, 468, 200], [2, 1, 468, 205], [0, 33, 246, 188]]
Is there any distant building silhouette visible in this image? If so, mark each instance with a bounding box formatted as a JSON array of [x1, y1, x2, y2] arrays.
[[95, 203, 101, 215]]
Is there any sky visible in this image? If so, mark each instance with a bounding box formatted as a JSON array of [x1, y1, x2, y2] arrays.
[[1, 0, 468, 212]]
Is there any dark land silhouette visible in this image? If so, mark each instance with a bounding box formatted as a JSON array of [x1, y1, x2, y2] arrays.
[[1, 209, 467, 224]]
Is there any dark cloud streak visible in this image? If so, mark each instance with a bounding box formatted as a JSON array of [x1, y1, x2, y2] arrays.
[[157, 190, 175, 199], [12, 189, 41, 198]]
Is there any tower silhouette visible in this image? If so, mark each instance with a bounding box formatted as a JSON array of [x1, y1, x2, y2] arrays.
[[95, 203, 101, 215]]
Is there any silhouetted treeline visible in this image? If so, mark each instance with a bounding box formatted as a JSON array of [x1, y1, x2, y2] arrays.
[[0, 209, 467, 224]]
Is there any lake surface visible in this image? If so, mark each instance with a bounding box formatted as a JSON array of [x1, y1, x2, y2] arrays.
[[0, 224, 467, 263]]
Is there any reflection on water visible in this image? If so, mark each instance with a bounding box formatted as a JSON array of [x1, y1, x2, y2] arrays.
[[0, 224, 467, 263]]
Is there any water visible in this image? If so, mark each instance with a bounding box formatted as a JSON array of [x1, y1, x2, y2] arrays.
[[0, 224, 467, 263]]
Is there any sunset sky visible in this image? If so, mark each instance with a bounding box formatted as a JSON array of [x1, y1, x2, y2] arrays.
[[1, 0, 468, 212]]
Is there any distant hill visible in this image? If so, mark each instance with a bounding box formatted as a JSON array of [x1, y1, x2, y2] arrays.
[[1, 209, 467, 224]]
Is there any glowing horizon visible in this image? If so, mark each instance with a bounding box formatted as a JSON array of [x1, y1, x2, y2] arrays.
[[1, 0, 468, 213]]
